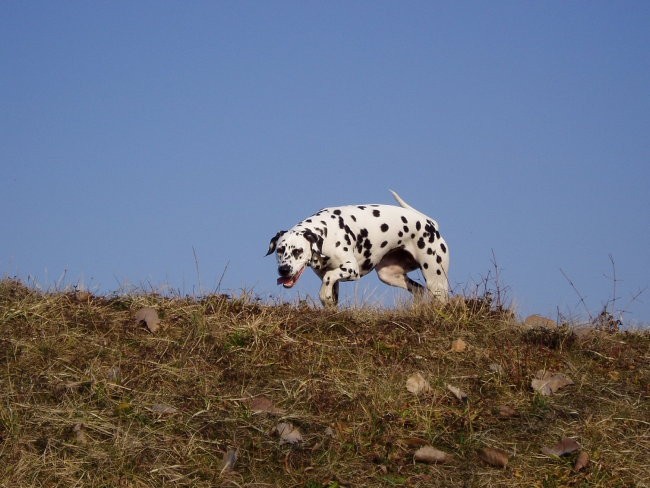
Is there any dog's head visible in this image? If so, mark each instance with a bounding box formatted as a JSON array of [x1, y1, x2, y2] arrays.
[[266, 229, 323, 288]]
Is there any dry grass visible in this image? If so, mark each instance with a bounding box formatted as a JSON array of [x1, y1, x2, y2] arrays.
[[0, 278, 648, 487]]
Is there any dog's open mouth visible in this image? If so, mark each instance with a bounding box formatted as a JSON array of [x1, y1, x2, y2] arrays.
[[277, 266, 306, 288]]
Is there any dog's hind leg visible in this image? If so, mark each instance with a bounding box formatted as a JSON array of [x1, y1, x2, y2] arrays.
[[375, 249, 423, 295]]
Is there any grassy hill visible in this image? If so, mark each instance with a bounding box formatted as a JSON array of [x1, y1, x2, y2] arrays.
[[1, 279, 648, 487]]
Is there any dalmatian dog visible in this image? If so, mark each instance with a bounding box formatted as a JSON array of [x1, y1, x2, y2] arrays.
[[266, 191, 449, 307]]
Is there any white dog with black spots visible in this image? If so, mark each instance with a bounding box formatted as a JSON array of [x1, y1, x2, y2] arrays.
[[266, 191, 449, 307]]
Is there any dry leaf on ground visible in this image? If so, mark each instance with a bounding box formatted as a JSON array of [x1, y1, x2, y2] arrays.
[[451, 338, 467, 352], [220, 449, 238, 473], [446, 383, 468, 402], [276, 422, 303, 445], [135, 307, 161, 332], [106, 367, 121, 383], [524, 314, 557, 329], [147, 404, 178, 415], [73, 290, 93, 302], [541, 437, 581, 457], [406, 373, 431, 395], [414, 446, 453, 464], [498, 405, 517, 418], [72, 423, 87, 445], [574, 451, 590, 471], [400, 437, 428, 448], [478, 447, 510, 468], [489, 363, 504, 375], [248, 396, 286, 415], [531, 370, 574, 396]]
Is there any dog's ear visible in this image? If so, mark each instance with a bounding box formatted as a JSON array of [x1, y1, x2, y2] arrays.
[[266, 231, 286, 256], [303, 229, 324, 255]]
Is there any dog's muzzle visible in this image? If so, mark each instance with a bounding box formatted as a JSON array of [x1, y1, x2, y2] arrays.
[[277, 265, 306, 288]]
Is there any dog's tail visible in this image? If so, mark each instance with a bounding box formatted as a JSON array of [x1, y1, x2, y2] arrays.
[[389, 190, 414, 210], [389, 190, 439, 227]]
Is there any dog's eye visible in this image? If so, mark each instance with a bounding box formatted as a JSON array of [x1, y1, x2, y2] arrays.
[[292, 249, 303, 259], [277, 247, 285, 255]]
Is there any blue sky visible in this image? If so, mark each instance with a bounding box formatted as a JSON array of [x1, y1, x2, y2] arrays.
[[2, 1, 649, 325]]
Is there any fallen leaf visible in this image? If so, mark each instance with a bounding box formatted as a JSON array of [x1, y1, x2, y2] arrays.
[[220, 449, 238, 473], [541, 437, 581, 457], [524, 314, 557, 329], [446, 383, 468, 402], [276, 422, 303, 445], [74, 290, 92, 302], [574, 451, 590, 471], [106, 367, 121, 383], [489, 363, 504, 375], [147, 404, 178, 415], [400, 437, 428, 448], [531, 370, 574, 396], [248, 396, 285, 415], [498, 405, 517, 418], [72, 423, 87, 445], [478, 447, 510, 468], [406, 373, 431, 395], [135, 307, 161, 332], [450, 338, 467, 352], [414, 446, 453, 464]]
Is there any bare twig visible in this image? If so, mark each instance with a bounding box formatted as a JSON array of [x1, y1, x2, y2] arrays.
[[216, 261, 229, 293], [192, 246, 202, 295], [560, 268, 593, 321]]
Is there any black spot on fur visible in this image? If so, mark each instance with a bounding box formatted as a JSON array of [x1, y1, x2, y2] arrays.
[[380, 241, 388, 248], [423, 263, 429, 269], [333, 209, 341, 215], [380, 223, 389, 232], [351, 215, 357, 222], [436, 255, 442, 264], [436, 270, 442, 275], [415, 221, 421, 231], [373, 209, 381, 217], [401, 216, 408, 223], [440, 243, 447, 253], [357, 205, 366, 210], [417, 238, 425, 249]]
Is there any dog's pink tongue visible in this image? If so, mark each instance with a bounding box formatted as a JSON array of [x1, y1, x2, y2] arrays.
[[277, 277, 295, 287]]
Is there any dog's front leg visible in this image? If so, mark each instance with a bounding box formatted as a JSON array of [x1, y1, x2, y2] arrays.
[[319, 261, 360, 307]]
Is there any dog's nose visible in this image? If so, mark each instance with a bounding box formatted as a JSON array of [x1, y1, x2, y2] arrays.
[[278, 265, 292, 277]]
